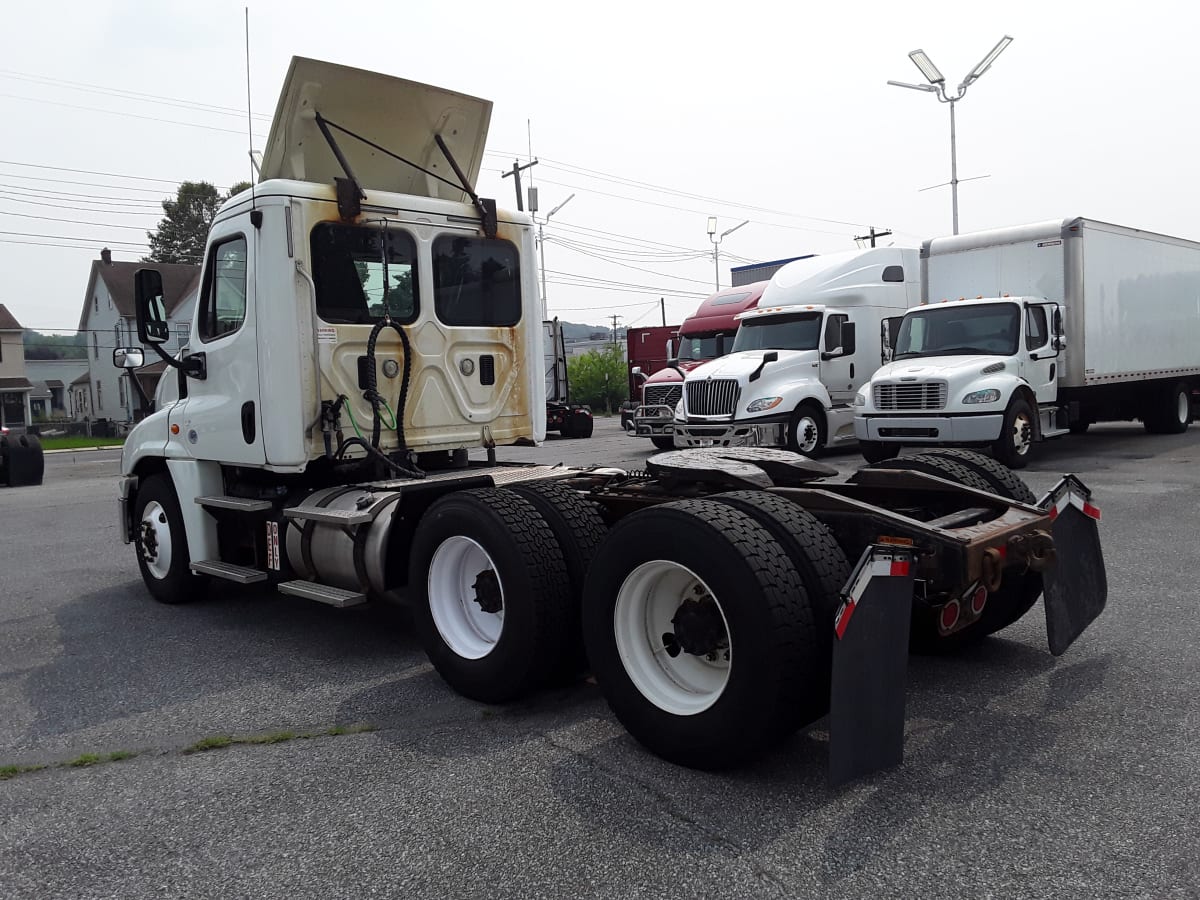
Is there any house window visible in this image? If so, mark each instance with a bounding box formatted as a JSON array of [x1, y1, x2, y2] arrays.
[[94, 296, 98, 313], [114, 323, 121, 349], [93, 333, 99, 359], [96, 381, 103, 410]]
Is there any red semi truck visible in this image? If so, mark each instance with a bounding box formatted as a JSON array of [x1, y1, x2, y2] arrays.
[[628, 283, 766, 449]]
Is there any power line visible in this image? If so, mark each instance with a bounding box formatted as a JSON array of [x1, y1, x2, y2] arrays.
[[0, 194, 162, 217], [0, 210, 153, 231], [0, 159, 225, 188], [0, 183, 166, 207], [0, 93, 268, 138]]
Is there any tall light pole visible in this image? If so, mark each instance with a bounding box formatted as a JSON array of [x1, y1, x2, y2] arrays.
[[534, 192, 574, 321], [888, 35, 1013, 234], [707, 217, 749, 291]]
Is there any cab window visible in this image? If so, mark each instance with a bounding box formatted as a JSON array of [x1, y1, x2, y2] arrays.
[[433, 235, 520, 326], [311, 224, 418, 325], [1026, 306, 1049, 350], [198, 236, 248, 341]]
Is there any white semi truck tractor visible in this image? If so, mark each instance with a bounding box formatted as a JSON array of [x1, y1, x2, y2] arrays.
[[113, 59, 1107, 777], [672, 249, 921, 455], [855, 218, 1200, 467]]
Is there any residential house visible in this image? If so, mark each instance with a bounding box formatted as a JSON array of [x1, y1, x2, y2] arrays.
[[0, 304, 33, 432], [26, 359, 88, 420], [78, 255, 199, 426]]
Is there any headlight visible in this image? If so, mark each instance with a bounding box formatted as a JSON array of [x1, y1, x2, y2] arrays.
[[854, 388, 868, 407], [674, 399, 684, 419], [962, 388, 1001, 404], [745, 397, 782, 413]]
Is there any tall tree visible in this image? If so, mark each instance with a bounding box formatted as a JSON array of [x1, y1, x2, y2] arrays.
[[144, 181, 255, 264], [566, 345, 628, 413]]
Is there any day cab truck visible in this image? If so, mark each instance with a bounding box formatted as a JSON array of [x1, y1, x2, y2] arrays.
[[542, 318, 593, 438], [629, 284, 764, 449], [855, 218, 1200, 467], [672, 248, 920, 455], [113, 57, 1107, 778]]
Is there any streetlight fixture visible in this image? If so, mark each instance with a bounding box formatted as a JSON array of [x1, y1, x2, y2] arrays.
[[534, 192, 575, 320], [888, 35, 1013, 234], [707, 217, 749, 291]]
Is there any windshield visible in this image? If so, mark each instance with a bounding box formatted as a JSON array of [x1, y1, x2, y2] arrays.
[[894, 303, 1020, 359], [732, 312, 822, 353], [675, 334, 725, 362]]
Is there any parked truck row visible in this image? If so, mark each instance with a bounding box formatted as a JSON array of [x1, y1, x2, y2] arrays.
[[113, 57, 1107, 778]]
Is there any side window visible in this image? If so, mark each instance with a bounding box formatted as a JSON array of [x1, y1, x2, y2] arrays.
[[1025, 306, 1048, 350], [823, 314, 848, 351], [433, 235, 521, 326], [92, 333, 99, 359], [198, 237, 249, 342]]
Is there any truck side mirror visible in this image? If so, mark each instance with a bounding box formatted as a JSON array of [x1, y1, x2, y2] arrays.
[[715, 333, 726, 357], [113, 348, 145, 369], [665, 339, 675, 361], [135, 269, 170, 344], [631, 366, 646, 382]]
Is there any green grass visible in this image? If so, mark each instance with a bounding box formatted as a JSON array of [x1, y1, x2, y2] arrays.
[[0, 764, 47, 780], [183, 735, 235, 754], [36, 436, 124, 450], [66, 753, 103, 767]]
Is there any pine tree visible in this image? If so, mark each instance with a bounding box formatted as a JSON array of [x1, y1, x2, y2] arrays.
[[145, 181, 255, 264]]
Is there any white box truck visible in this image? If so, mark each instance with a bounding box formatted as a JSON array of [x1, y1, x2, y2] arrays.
[[855, 218, 1200, 466], [672, 248, 921, 455]]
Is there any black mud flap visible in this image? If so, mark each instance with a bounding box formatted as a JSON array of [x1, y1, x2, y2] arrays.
[[1038, 475, 1106, 656], [828, 545, 916, 787]]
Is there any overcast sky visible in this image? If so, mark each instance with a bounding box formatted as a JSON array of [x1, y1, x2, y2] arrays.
[[2, 0, 1196, 342]]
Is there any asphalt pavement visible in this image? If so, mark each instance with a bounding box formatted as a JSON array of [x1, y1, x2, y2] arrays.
[[1, 418, 1197, 898]]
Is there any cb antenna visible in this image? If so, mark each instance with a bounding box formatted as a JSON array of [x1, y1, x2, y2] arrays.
[[244, 7, 261, 228]]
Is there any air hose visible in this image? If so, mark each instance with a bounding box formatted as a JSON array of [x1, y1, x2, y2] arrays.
[[361, 316, 423, 479]]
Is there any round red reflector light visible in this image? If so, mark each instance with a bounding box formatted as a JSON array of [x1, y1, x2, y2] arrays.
[[940, 599, 960, 631], [971, 587, 988, 615]]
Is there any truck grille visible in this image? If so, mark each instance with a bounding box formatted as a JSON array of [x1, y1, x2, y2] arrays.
[[873, 381, 948, 411], [686, 379, 739, 417], [643, 384, 682, 408]]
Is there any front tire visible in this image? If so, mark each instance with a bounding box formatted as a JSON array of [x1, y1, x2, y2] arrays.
[[582, 500, 815, 769], [787, 403, 827, 457], [1144, 381, 1191, 434], [991, 396, 1035, 469], [409, 488, 573, 703], [133, 473, 208, 604]]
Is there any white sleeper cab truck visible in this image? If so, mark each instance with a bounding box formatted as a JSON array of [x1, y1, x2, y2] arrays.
[[855, 218, 1200, 467], [114, 59, 1107, 779], [672, 248, 920, 455]]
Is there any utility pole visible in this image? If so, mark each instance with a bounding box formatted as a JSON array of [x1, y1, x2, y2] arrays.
[[610, 314, 622, 345], [501, 158, 538, 211], [854, 226, 893, 247], [660, 298, 666, 326]]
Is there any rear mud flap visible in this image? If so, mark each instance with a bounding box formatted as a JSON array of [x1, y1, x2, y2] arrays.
[[1038, 475, 1106, 656], [828, 546, 916, 786]]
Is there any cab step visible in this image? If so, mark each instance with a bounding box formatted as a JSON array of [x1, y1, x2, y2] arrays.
[[277, 579, 367, 608], [190, 560, 268, 583], [195, 495, 274, 512], [282, 505, 373, 526]]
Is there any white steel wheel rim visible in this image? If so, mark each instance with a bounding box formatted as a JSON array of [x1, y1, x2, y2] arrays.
[[1176, 390, 1188, 425], [614, 560, 732, 716], [794, 415, 820, 454], [139, 500, 173, 580], [1011, 412, 1033, 456], [427, 535, 505, 660]]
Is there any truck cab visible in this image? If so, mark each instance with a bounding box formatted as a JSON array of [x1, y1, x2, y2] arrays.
[[854, 296, 1064, 466], [630, 283, 764, 449], [672, 248, 919, 455]]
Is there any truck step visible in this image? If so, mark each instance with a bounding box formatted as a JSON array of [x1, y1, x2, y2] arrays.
[[277, 579, 367, 608], [196, 495, 274, 512], [282, 505, 373, 526], [190, 560, 268, 583], [1041, 426, 1069, 439]]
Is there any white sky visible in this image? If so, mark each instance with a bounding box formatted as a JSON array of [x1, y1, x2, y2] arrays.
[[2, 0, 1197, 341]]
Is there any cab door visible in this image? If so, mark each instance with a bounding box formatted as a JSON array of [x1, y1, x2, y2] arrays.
[[169, 219, 265, 465], [820, 312, 857, 405], [1021, 303, 1058, 405]]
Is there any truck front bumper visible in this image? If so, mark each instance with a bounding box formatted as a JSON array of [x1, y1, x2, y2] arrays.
[[632, 405, 676, 439], [674, 417, 787, 449], [855, 413, 1004, 444]]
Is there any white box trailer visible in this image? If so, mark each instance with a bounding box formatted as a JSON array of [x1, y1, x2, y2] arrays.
[[855, 217, 1200, 466]]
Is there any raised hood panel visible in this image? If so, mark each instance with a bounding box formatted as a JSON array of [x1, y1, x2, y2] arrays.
[[688, 349, 818, 380], [259, 57, 492, 202]]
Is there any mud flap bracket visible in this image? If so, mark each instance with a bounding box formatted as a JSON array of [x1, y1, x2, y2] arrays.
[[829, 545, 916, 786]]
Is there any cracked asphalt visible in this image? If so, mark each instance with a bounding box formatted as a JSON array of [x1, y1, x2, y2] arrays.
[[1, 418, 1197, 898]]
